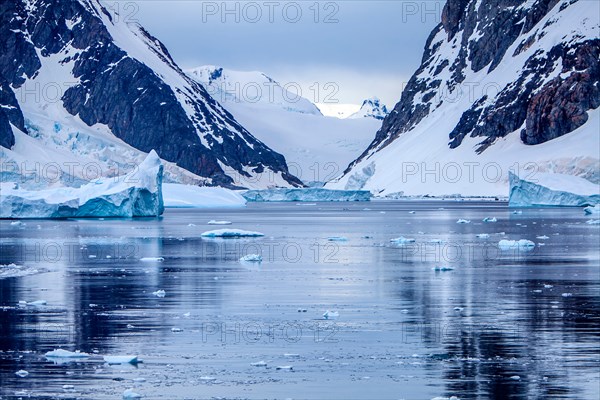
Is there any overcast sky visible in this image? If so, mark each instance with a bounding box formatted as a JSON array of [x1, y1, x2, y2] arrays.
[[107, 1, 444, 106]]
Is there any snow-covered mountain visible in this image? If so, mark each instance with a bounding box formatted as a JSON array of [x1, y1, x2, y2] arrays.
[[0, 0, 301, 189], [328, 0, 599, 196], [187, 66, 383, 186], [348, 97, 389, 120], [187, 66, 322, 115]]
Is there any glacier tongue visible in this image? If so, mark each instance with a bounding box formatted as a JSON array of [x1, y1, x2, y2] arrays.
[[508, 172, 600, 207], [0, 151, 164, 218], [242, 188, 372, 202]]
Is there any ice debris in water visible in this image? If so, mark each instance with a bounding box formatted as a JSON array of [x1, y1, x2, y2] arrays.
[[408, 211, 416, 214], [123, 389, 142, 399], [327, 236, 348, 242], [240, 254, 262, 262], [544, 284, 553, 289], [456, 219, 470, 224], [152, 290, 166, 297], [284, 353, 300, 358], [476, 234, 490, 238], [433, 266, 454, 272], [45, 349, 90, 358], [104, 355, 138, 364], [483, 217, 497, 222], [390, 236, 416, 244], [171, 327, 183, 333], [586, 219, 600, 224], [207, 220, 232, 225], [323, 310, 339, 320], [251, 360, 268, 367], [562, 293, 573, 297], [498, 239, 535, 249], [536, 235, 549, 239], [509, 375, 521, 380], [15, 370, 29, 377], [275, 365, 293, 371], [140, 257, 164, 262], [201, 229, 264, 238], [512, 210, 523, 214], [428, 238, 443, 244]]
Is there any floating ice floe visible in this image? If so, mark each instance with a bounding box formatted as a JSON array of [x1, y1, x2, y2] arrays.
[[586, 219, 600, 224], [104, 355, 138, 364], [27, 300, 47, 306], [536, 235, 549, 240], [284, 353, 300, 358], [152, 290, 166, 297], [327, 236, 348, 242], [0, 151, 163, 218], [140, 257, 164, 262], [201, 229, 264, 238], [482, 217, 497, 222], [509, 172, 600, 207], [15, 370, 29, 377], [323, 310, 339, 320], [428, 239, 444, 244], [207, 220, 232, 225], [62, 385, 74, 390], [275, 365, 293, 371], [498, 239, 535, 249], [561, 293, 573, 297], [408, 211, 416, 214], [45, 349, 90, 358], [390, 236, 416, 244], [456, 219, 470, 224], [476, 234, 490, 238], [251, 360, 267, 367], [512, 210, 523, 214], [0, 264, 42, 279], [544, 284, 553, 289], [584, 204, 600, 214], [509, 375, 521, 380], [171, 327, 183, 333], [240, 254, 262, 262], [242, 188, 371, 202], [123, 389, 142, 399]]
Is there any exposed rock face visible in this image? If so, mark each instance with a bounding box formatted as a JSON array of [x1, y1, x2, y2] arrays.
[[344, 0, 599, 175], [0, 0, 301, 188]]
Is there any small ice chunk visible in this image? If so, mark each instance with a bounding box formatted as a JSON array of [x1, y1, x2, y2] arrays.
[[171, 327, 183, 332], [276, 365, 293, 371], [251, 360, 267, 367], [476, 234, 490, 238], [10, 221, 24, 226], [45, 349, 90, 358], [390, 236, 415, 244], [207, 220, 233, 225], [512, 210, 523, 214], [483, 217, 497, 222], [536, 235, 549, 240], [201, 229, 264, 238], [453, 307, 464, 312], [152, 290, 166, 297], [509, 375, 521, 380], [561, 293, 573, 297], [456, 219, 470, 224], [498, 239, 535, 249], [327, 236, 348, 242], [543, 284, 553, 289], [240, 254, 262, 262], [140, 257, 164, 262], [62, 385, 74, 390], [199, 376, 216, 381], [284, 353, 300, 358], [187, 223, 196, 227], [428, 239, 443, 244], [15, 370, 29, 377], [27, 300, 47, 306], [433, 266, 454, 272], [408, 211, 416, 214], [183, 312, 191, 317], [323, 310, 339, 320], [123, 389, 142, 399], [104, 355, 138, 364]]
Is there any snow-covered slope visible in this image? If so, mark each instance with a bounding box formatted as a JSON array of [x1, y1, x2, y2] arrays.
[[187, 66, 322, 115], [316, 103, 362, 119], [187, 66, 383, 185], [328, 0, 599, 196], [348, 97, 389, 120], [0, 0, 301, 189]]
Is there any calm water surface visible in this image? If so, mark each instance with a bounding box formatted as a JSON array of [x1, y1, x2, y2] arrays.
[[0, 201, 599, 399]]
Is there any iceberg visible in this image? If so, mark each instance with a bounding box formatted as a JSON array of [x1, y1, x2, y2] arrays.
[[45, 349, 90, 358], [509, 172, 600, 207], [242, 188, 371, 202], [201, 229, 264, 238], [323, 310, 339, 320], [498, 239, 535, 249], [584, 204, 600, 214], [239, 254, 262, 262], [207, 220, 233, 225], [390, 236, 416, 244], [162, 184, 246, 208], [104, 355, 138, 364], [1, 151, 164, 218]]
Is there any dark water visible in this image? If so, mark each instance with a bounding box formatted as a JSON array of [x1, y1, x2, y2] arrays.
[[0, 201, 599, 399]]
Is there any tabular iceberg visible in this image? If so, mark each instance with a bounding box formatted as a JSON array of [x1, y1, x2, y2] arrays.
[[1, 151, 164, 219], [242, 188, 371, 202], [508, 172, 599, 208]]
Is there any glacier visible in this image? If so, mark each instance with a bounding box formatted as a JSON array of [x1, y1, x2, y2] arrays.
[[508, 172, 600, 207], [162, 184, 246, 208], [0, 151, 164, 219], [242, 188, 372, 202]]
